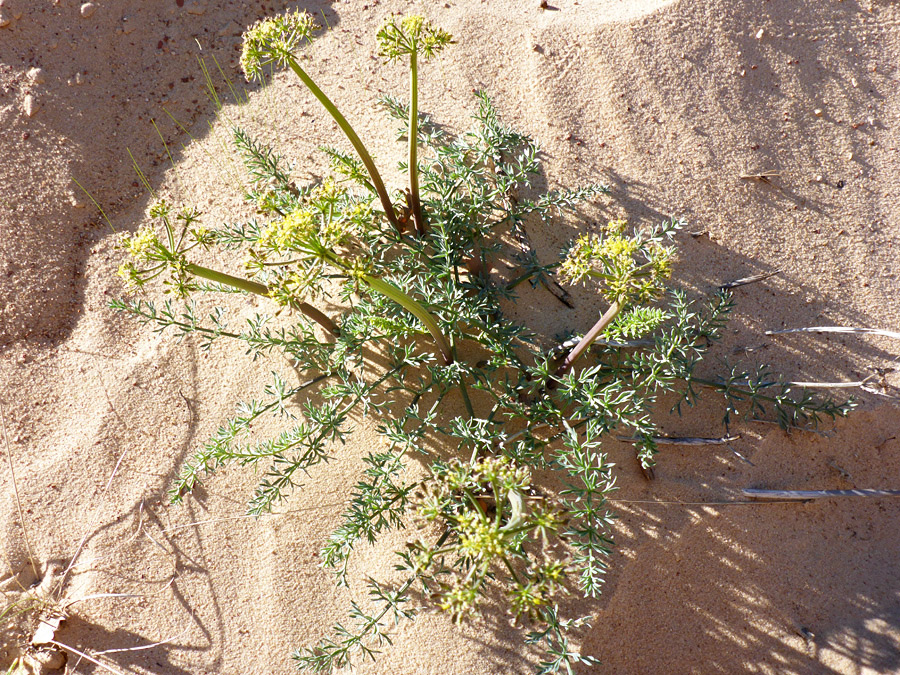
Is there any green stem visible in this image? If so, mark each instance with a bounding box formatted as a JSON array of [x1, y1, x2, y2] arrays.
[[185, 263, 340, 337], [505, 261, 561, 293], [554, 298, 623, 380], [285, 57, 400, 232], [408, 51, 425, 236], [362, 274, 453, 365], [452, 341, 474, 419], [689, 377, 827, 412]]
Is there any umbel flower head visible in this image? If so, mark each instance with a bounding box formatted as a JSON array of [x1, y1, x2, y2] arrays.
[[377, 14, 453, 60], [558, 219, 676, 304], [413, 456, 568, 622], [241, 9, 319, 82]]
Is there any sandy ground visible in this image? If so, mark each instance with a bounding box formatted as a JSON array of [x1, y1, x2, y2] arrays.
[[2, 0, 900, 673]]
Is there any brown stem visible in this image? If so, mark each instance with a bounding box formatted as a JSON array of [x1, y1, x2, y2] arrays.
[[554, 298, 623, 380]]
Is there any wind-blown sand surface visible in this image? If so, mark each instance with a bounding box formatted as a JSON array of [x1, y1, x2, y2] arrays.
[[2, 0, 899, 673]]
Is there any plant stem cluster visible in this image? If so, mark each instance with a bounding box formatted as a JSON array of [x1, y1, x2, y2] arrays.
[[115, 11, 854, 673]]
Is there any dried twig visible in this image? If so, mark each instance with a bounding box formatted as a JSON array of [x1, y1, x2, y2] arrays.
[[743, 488, 900, 501], [95, 625, 192, 655], [1, 401, 39, 581], [767, 326, 900, 341], [720, 268, 781, 290], [61, 593, 144, 609], [49, 639, 129, 675], [740, 169, 782, 184], [860, 385, 900, 399], [617, 435, 740, 446], [786, 377, 874, 389]]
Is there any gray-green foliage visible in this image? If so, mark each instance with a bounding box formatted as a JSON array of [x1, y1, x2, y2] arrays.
[[113, 11, 852, 673]]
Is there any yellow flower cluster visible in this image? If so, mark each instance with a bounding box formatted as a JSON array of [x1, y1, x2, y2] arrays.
[[376, 14, 453, 60], [122, 225, 161, 262], [258, 208, 316, 253], [116, 262, 143, 291], [240, 10, 319, 82], [558, 220, 675, 303], [457, 512, 505, 558], [474, 456, 530, 491], [439, 582, 479, 620], [508, 561, 567, 619]]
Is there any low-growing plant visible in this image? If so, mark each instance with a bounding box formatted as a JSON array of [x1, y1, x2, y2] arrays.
[[113, 11, 852, 673]]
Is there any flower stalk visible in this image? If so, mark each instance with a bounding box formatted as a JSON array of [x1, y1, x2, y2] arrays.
[[554, 298, 623, 379], [283, 58, 401, 233], [377, 15, 453, 236], [407, 50, 425, 235], [363, 274, 453, 365], [241, 11, 401, 232], [311, 243, 452, 364], [185, 263, 339, 336]]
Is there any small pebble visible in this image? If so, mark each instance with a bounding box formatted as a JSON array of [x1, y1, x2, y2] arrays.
[[814, 175, 823, 182], [813, 108, 823, 116], [23, 93, 39, 117], [26, 647, 67, 671], [755, 28, 764, 39], [185, 0, 205, 15], [0, 10, 10, 27], [80, 3, 96, 18], [68, 191, 86, 208], [27, 67, 46, 84]]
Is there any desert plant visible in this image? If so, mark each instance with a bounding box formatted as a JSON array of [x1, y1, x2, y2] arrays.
[[113, 10, 852, 672]]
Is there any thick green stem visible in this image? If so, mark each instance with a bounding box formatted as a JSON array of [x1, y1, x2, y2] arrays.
[[451, 340, 474, 418], [408, 51, 425, 236], [285, 57, 400, 232], [186, 263, 340, 337], [554, 298, 623, 380], [362, 274, 453, 365]]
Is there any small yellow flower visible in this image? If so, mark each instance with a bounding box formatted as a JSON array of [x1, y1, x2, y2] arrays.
[[309, 177, 345, 204], [116, 262, 144, 291], [148, 199, 171, 219], [345, 256, 373, 287], [458, 512, 505, 558], [600, 236, 638, 261], [259, 208, 316, 252], [603, 218, 627, 235], [439, 581, 479, 621], [125, 225, 161, 262]]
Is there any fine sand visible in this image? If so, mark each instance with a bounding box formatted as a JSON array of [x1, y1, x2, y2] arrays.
[[2, 0, 899, 673]]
